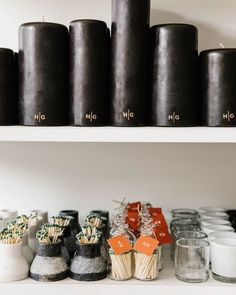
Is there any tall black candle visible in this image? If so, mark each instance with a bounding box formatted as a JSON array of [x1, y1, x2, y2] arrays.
[[111, 0, 150, 126], [70, 20, 109, 126], [19, 22, 69, 126], [200, 49, 236, 126], [0, 48, 17, 125], [150, 24, 198, 126]]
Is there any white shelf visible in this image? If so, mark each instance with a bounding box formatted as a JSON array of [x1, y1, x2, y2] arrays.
[[1, 252, 235, 295], [0, 126, 236, 143]]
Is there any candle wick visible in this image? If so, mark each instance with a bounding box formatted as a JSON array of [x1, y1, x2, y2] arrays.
[[219, 43, 225, 48], [42, 16, 45, 22]]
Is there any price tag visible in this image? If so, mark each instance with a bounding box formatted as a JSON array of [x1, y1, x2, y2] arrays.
[[153, 226, 172, 244], [134, 236, 159, 256], [128, 202, 141, 211], [107, 235, 133, 255]]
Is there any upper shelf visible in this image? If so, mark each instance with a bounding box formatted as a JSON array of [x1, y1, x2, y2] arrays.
[[0, 126, 236, 143]]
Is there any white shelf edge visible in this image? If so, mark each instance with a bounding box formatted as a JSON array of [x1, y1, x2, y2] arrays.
[[0, 126, 236, 143], [1, 252, 235, 295]]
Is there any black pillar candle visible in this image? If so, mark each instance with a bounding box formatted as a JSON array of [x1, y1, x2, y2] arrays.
[[19, 22, 69, 126], [200, 49, 236, 126], [150, 24, 198, 126], [0, 48, 18, 125], [111, 0, 150, 126], [70, 20, 109, 126]]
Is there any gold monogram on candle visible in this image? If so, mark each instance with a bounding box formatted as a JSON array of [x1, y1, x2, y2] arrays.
[[85, 111, 97, 122], [34, 112, 46, 123], [122, 109, 134, 121], [222, 111, 235, 122], [168, 112, 180, 124]]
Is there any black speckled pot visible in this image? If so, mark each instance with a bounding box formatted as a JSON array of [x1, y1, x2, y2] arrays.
[[60, 215, 77, 258], [70, 242, 107, 281], [59, 210, 82, 232], [30, 241, 68, 282]]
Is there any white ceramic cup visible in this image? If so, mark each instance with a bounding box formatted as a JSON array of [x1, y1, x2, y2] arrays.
[[0, 242, 29, 282], [211, 238, 236, 282], [202, 224, 234, 236], [209, 232, 236, 242], [199, 207, 225, 214], [30, 210, 48, 224], [201, 219, 231, 228], [201, 212, 229, 220]]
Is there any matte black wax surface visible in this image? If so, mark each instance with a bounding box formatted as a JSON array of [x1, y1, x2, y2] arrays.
[[200, 49, 236, 126], [0, 48, 17, 125], [150, 24, 198, 126], [111, 0, 150, 126], [19, 22, 69, 126], [70, 20, 109, 126]]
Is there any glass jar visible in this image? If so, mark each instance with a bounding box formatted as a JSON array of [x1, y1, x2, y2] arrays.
[[134, 228, 159, 281], [175, 238, 210, 283], [170, 218, 200, 259], [108, 217, 135, 281]]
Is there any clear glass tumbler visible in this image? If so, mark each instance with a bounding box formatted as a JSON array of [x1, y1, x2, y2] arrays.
[[170, 219, 201, 259], [175, 238, 210, 283]]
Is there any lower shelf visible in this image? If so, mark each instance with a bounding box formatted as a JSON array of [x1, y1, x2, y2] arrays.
[[2, 251, 235, 295]]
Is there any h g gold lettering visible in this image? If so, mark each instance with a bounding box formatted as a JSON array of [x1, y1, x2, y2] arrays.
[[122, 109, 134, 121], [168, 112, 180, 124], [85, 112, 97, 122], [223, 111, 235, 122], [34, 112, 46, 123]]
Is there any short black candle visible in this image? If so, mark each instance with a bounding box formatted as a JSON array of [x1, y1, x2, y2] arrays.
[[150, 24, 198, 126], [200, 49, 236, 126], [19, 22, 69, 126], [0, 48, 18, 125], [70, 20, 109, 126], [111, 0, 150, 126]]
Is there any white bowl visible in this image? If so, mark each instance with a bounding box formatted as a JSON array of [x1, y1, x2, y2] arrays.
[[199, 207, 225, 214], [211, 238, 236, 281], [209, 232, 236, 242], [202, 224, 234, 236], [201, 212, 228, 220], [201, 219, 231, 228]]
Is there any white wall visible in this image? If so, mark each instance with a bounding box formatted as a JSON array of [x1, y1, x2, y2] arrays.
[[0, 0, 235, 219], [0, 0, 236, 51]]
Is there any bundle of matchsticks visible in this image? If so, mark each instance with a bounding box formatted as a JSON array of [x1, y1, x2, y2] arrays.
[[76, 225, 101, 244], [109, 251, 133, 280], [134, 251, 158, 280], [36, 224, 64, 244], [0, 216, 29, 244], [85, 214, 103, 227], [51, 216, 71, 227]]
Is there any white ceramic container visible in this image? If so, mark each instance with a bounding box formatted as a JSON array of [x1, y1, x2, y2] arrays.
[[199, 207, 225, 214], [201, 212, 228, 220], [22, 233, 34, 264], [209, 232, 236, 242], [201, 219, 231, 228], [0, 242, 29, 282], [28, 216, 44, 254], [211, 238, 236, 283], [202, 224, 234, 236], [30, 210, 48, 224]]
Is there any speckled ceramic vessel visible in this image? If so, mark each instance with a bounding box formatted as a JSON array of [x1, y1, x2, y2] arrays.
[[0, 242, 29, 282], [59, 210, 81, 232], [30, 241, 68, 282], [60, 216, 78, 258], [70, 242, 107, 281]]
